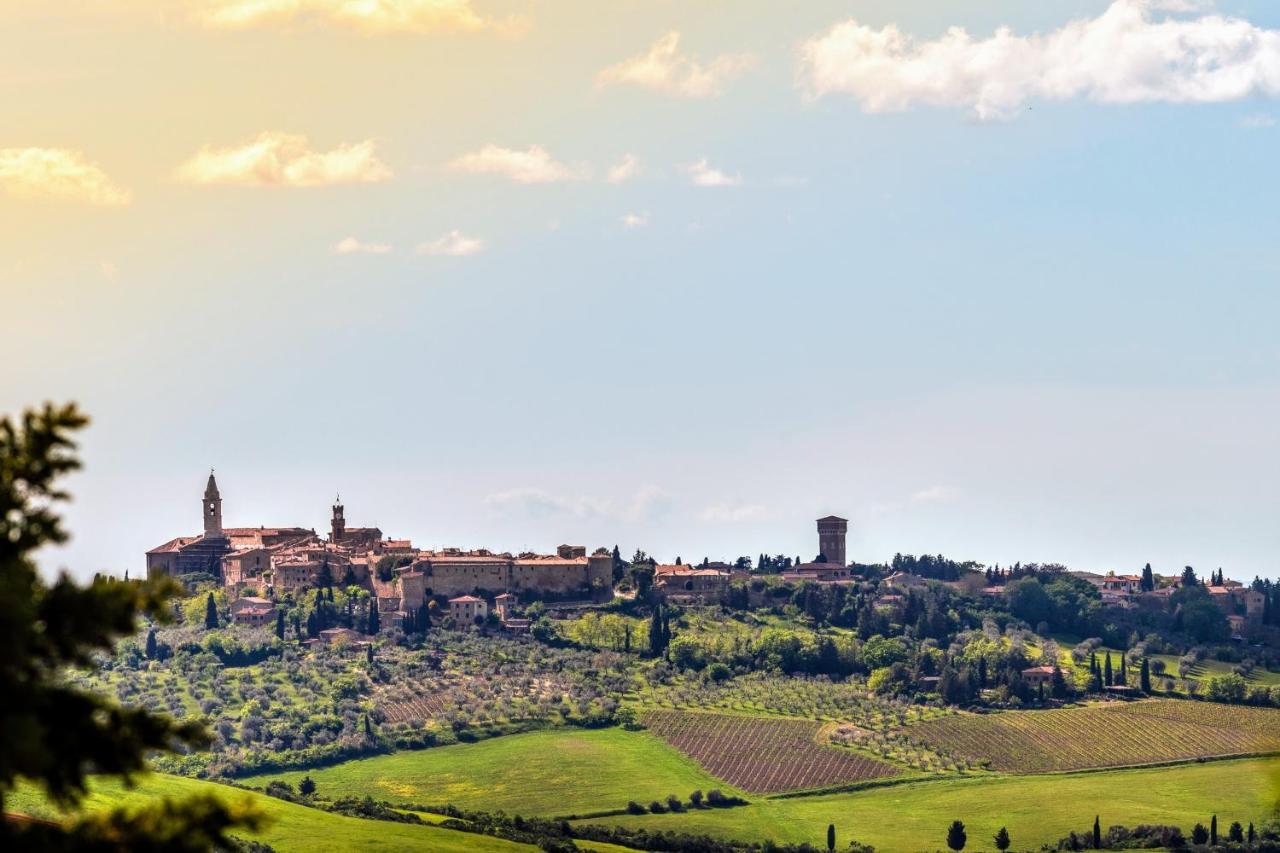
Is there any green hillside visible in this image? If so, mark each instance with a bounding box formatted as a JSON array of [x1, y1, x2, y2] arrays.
[[582, 756, 1280, 853], [7, 773, 533, 852], [243, 727, 729, 816]]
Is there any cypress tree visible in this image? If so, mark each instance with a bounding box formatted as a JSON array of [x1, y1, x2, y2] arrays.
[[145, 628, 157, 660], [1140, 658, 1151, 692], [1103, 653, 1113, 686], [994, 827, 1010, 851], [1093, 816, 1101, 849], [204, 592, 218, 629], [649, 606, 663, 657], [367, 602, 380, 635], [275, 609, 285, 641], [946, 820, 967, 851], [1210, 814, 1217, 845], [827, 823, 835, 852]]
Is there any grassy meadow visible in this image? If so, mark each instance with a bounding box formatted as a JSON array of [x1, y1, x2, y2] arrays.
[[7, 772, 533, 852], [582, 756, 1280, 853], [243, 726, 730, 816]]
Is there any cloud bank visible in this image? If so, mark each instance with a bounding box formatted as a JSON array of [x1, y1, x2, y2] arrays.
[[485, 485, 671, 523], [685, 158, 742, 187], [597, 31, 755, 98], [0, 148, 130, 205], [449, 144, 583, 183], [194, 0, 520, 36], [334, 236, 391, 254], [417, 229, 485, 256], [177, 132, 391, 186], [800, 0, 1280, 120]]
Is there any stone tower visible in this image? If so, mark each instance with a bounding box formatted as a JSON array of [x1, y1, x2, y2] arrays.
[[331, 497, 345, 543], [203, 471, 223, 538], [816, 515, 847, 566]]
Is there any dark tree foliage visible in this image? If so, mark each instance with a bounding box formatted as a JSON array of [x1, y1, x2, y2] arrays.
[[993, 826, 1010, 851], [204, 592, 218, 630], [947, 819, 967, 851], [0, 402, 261, 848]]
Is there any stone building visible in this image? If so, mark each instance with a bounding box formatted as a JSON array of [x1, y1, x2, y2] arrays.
[[448, 595, 488, 626], [816, 515, 848, 567], [654, 565, 729, 604], [230, 596, 277, 628]]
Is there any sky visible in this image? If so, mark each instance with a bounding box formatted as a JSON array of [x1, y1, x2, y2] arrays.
[[3, 0, 1280, 582]]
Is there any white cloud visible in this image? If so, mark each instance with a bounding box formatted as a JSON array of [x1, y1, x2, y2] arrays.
[[0, 148, 130, 205], [910, 484, 958, 504], [699, 503, 773, 523], [800, 0, 1280, 120], [448, 144, 584, 183], [685, 158, 742, 187], [334, 236, 392, 254], [606, 153, 641, 184], [1240, 112, 1276, 128], [620, 212, 648, 228], [194, 0, 524, 36], [597, 31, 755, 98], [176, 132, 391, 187], [485, 485, 671, 523], [416, 229, 485, 256]]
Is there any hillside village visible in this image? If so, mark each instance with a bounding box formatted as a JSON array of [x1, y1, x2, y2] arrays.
[[148, 474, 1277, 654]]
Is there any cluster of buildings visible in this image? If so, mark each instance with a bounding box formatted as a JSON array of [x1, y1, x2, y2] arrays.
[[651, 516, 854, 603], [1070, 569, 1266, 632], [146, 474, 611, 634]]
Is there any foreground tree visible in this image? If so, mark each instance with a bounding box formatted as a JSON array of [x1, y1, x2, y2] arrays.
[[993, 826, 1010, 851], [946, 820, 967, 851], [827, 822, 836, 852], [0, 402, 261, 849]]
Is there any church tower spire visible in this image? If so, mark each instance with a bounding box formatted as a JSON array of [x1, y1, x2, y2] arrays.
[[203, 470, 223, 539], [331, 495, 345, 543]]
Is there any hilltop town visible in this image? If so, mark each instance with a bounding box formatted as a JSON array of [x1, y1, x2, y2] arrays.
[[147, 474, 1275, 654]]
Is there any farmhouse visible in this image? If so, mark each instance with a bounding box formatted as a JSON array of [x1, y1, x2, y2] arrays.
[[1022, 665, 1057, 689], [230, 596, 276, 628], [654, 564, 730, 603], [448, 595, 488, 625]]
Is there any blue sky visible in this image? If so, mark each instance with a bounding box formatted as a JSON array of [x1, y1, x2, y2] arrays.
[[2, 0, 1279, 581]]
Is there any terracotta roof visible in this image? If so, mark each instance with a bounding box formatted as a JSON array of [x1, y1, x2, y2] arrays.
[[1023, 665, 1057, 675], [449, 595, 484, 603], [147, 536, 197, 554]]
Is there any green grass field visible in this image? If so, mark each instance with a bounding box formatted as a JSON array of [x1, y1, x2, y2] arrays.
[[7, 772, 532, 852], [582, 756, 1280, 853], [13, 736, 1276, 852], [244, 727, 730, 816], [1150, 654, 1280, 688]]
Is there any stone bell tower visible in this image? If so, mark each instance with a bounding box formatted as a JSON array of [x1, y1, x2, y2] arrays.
[[331, 496, 345, 543], [203, 471, 223, 538], [816, 515, 847, 566]]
